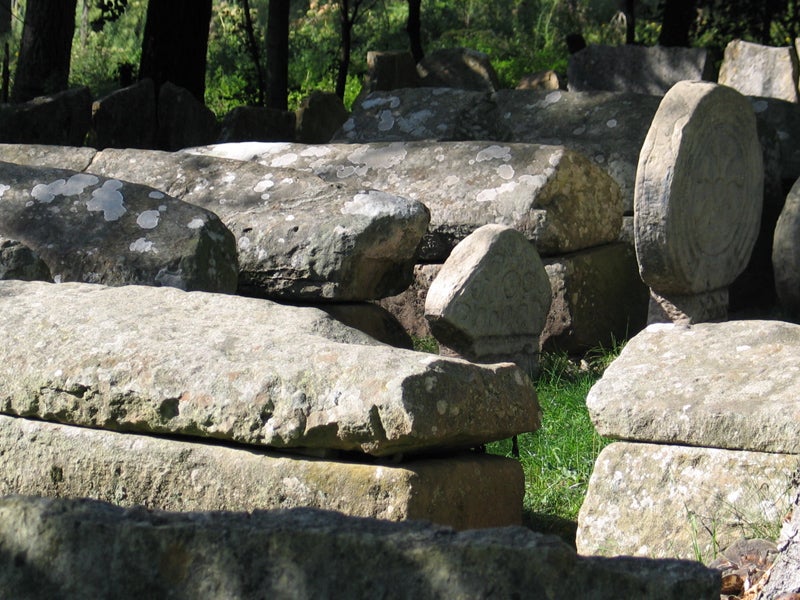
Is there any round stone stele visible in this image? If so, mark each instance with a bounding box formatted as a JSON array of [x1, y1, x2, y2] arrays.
[[773, 177, 800, 316], [634, 81, 763, 294]]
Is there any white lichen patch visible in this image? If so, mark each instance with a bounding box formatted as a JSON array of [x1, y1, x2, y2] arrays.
[[148, 191, 165, 200], [573, 125, 586, 135], [752, 100, 769, 113], [347, 142, 407, 171], [129, 237, 155, 253], [271, 153, 298, 167], [377, 109, 395, 131], [285, 214, 295, 221], [254, 178, 274, 193], [31, 179, 65, 203], [362, 95, 400, 110], [300, 146, 332, 158], [187, 218, 205, 229], [476, 181, 519, 203], [476, 145, 512, 162], [397, 110, 434, 135], [341, 190, 413, 218], [87, 179, 125, 221], [606, 119, 618, 128], [0, 183, 9, 198], [136, 210, 160, 229], [221, 172, 237, 184], [238, 236, 252, 250], [497, 164, 515, 180], [541, 91, 562, 107]]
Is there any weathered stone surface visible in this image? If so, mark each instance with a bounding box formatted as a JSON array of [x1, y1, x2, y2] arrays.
[[318, 302, 413, 349], [0, 495, 721, 600], [773, 177, 800, 317], [635, 82, 763, 300], [0, 87, 91, 146], [750, 95, 800, 183], [516, 70, 561, 90], [541, 243, 648, 353], [754, 488, 800, 599], [425, 225, 551, 365], [362, 50, 420, 95], [90, 78, 157, 149], [417, 47, 501, 92], [577, 442, 797, 562], [295, 91, 349, 144], [188, 140, 623, 261], [719, 40, 800, 103], [0, 281, 540, 457], [567, 45, 716, 95], [0, 162, 238, 292], [332, 88, 504, 143], [218, 105, 296, 143], [587, 320, 800, 453], [0, 143, 96, 172], [0, 415, 521, 529], [378, 264, 441, 339], [157, 82, 220, 151], [0, 236, 51, 282], [646, 288, 728, 325]]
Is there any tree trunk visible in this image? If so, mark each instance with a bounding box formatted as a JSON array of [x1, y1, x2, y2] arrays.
[[658, 0, 696, 47], [0, 0, 11, 36], [336, 0, 353, 99], [266, 0, 290, 110], [406, 0, 423, 63], [623, 0, 636, 44], [10, 0, 77, 103], [138, 0, 212, 102], [241, 0, 265, 106]]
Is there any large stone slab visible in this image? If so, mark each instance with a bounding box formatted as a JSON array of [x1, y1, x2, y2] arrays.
[[0, 162, 238, 292], [587, 320, 800, 453], [0, 281, 540, 457], [90, 78, 157, 150], [773, 176, 800, 318], [0, 415, 522, 530], [567, 45, 716, 95], [0, 495, 721, 600], [719, 40, 800, 103], [187, 140, 623, 261], [577, 442, 797, 562], [417, 47, 501, 92], [0, 87, 91, 147], [0, 143, 96, 172]]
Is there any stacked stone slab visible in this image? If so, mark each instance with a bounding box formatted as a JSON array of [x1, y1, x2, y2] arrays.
[[635, 81, 763, 324], [0, 280, 541, 529], [577, 319, 800, 562]]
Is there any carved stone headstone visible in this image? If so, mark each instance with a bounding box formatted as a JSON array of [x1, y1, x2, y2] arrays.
[[218, 106, 296, 143], [719, 40, 800, 103], [634, 81, 763, 323], [295, 91, 349, 144], [361, 50, 420, 95], [773, 176, 800, 317], [157, 82, 220, 151], [424, 224, 551, 371], [0, 86, 91, 147], [417, 47, 500, 92], [90, 79, 157, 150]]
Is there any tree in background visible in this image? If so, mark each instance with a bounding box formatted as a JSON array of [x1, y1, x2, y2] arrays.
[[658, 0, 696, 46], [138, 0, 212, 101], [336, 0, 376, 99], [0, 0, 11, 35], [406, 0, 423, 62], [266, 0, 289, 109]]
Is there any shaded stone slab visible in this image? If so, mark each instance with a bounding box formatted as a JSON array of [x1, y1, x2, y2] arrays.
[[0, 162, 238, 292], [751, 95, 800, 183], [0, 143, 96, 172], [0, 236, 51, 282], [378, 263, 441, 339], [187, 140, 623, 261], [719, 40, 800, 103], [0, 87, 91, 147], [773, 176, 800, 318], [635, 81, 763, 321], [0, 415, 522, 530], [567, 45, 716, 95], [587, 320, 800, 453], [0, 281, 540, 457], [0, 495, 721, 600], [157, 82, 220, 151], [295, 91, 349, 144], [218, 106, 296, 143], [417, 47, 501, 92], [577, 442, 797, 562], [362, 50, 420, 95], [90, 78, 157, 150]]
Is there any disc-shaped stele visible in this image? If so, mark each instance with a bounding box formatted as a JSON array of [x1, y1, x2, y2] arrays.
[[634, 81, 763, 294]]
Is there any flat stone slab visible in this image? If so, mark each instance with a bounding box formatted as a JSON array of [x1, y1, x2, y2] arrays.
[[0, 495, 722, 599], [0, 415, 523, 530], [719, 40, 800, 103], [577, 442, 797, 562], [635, 81, 763, 296], [587, 320, 800, 453], [187, 140, 623, 261], [0, 161, 238, 293], [0, 280, 540, 457]]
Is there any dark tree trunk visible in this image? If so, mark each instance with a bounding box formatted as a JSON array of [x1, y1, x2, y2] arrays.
[[406, 0, 423, 63], [658, 0, 696, 47], [138, 0, 212, 102], [266, 0, 290, 110], [336, 0, 353, 99], [0, 0, 11, 36], [623, 0, 636, 44], [242, 0, 265, 106], [10, 0, 77, 103]]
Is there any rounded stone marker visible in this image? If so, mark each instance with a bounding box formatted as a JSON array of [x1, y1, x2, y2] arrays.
[[773, 177, 800, 317], [634, 81, 763, 295]]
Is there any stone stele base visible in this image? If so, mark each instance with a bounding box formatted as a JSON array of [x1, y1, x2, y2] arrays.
[[0, 415, 523, 530]]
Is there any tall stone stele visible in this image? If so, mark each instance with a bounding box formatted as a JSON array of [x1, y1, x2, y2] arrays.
[[634, 81, 764, 324]]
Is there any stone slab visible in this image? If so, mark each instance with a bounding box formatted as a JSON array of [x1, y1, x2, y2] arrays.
[[0, 280, 540, 457], [719, 40, 800, 103], [0, 415, 522, 530], [577, 442, 798, 562], [587, 320, 800, 453], [187, 140, 623, 261], [773, 176, 800, 317], [0, 495, 721, 599]]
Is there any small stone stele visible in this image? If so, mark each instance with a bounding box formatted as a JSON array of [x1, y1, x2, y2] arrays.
[[425, 224, 551, 370], [719, 39, 800, 103]]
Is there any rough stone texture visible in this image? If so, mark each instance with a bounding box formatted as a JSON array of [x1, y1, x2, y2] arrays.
[[424, 225, 551, 365], [0, 236, 51, 282], [774, 177, 800, 318], [754, 488, 800, 599], [318, 302, 413, 349], [586, 320, 800, 453], [378, 264, 441, 339], [0, 162, 238, 292], [719, 40, 800, 103], [0, 87, 91, 146], [89, 78, 157, 150], [362, 50, 420, 95], [187, 140, 623, 261], [295, 91, 349, 144], [218, 105, 296, 143], [417, 47, 501, 93], [646, 288, 728, 325], [635, 82, 763, 302], [516, 70, 561, 91], [750, 95, 800, 184], [567, 45, 716, 95], [157, 82, 220, 151], [0, 281, 540, 457], [577, 442, 798, 562], [0, 143, 96, 172], [332, 88, 505, 144], [0, 415, 521, 529], [541, 243, 648, 354], [0, 495, 722, 600]]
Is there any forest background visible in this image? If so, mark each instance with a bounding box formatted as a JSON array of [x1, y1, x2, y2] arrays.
[[1, 0, 799, 119]]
